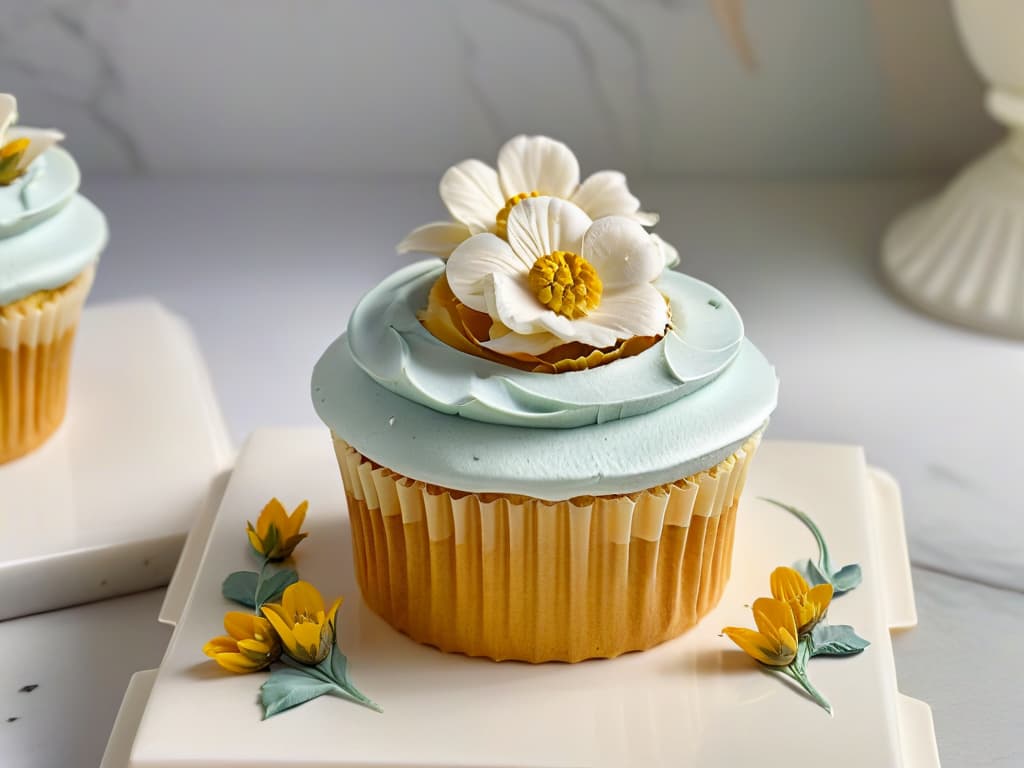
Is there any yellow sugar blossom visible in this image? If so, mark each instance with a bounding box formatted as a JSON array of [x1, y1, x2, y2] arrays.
[[203, 612, 281, 674], [261, 581, 342, 665], [722, 597, 799, 666], [770, 566, 833, 636], [247, 498, 308, 561]]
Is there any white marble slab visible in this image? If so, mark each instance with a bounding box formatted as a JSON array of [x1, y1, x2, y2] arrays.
[[108, 429, 937, 767], [2, 1, 994, 176], [0, 301, 234, 619]]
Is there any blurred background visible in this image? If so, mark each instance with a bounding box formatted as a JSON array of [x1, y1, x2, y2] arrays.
[[1, 0, 996, 177]]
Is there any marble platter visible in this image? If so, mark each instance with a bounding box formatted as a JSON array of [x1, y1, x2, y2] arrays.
[[0, 301, 234, 619], [102, 429, 939, 768]]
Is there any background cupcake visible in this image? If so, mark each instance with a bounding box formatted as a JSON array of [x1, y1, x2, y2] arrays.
[[313, 136, 777, 662], [0, 93, 107, 464]]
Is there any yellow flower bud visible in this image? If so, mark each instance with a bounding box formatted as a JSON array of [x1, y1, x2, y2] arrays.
[[722, 596, 799, 666], [770, 566, 833, 636], [203, 612, 281, 674], [246, 498, 309, 561], [261, 581, 342, 666]]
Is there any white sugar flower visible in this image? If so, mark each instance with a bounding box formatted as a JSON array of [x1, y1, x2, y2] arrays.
[[399, 135, 658, 259], [0, 94, 64, 186], [446, 197, 669, 355]]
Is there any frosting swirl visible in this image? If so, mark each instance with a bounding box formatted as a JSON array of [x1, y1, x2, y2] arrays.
[[0, 148, 80, 239], [0, 148, 105, 307], [346, 260, 745, 429], [312, 328, 777, 500]]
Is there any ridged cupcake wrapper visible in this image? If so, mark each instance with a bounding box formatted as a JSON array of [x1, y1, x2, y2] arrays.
[[333, 432, 761, 663], [0, 266, 95, 464]]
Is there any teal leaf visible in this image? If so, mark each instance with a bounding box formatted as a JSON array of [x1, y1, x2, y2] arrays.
[[260, 666, 340, 719], [831, 564, 863, 594], [326, 644, 350, 685], [802, 559, 831, 587], [810, 624, 870, 657], [256, 568, 298, 607], [321, 645, 382, 713], [221, 571, 259, 609], [264, 647, 382, 717]]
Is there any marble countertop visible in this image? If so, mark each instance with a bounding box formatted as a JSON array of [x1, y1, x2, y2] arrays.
[[2, 176, 1021, 767]]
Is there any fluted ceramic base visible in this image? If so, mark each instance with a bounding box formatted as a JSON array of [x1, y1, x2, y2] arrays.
[[882, 138, 1024, 339]]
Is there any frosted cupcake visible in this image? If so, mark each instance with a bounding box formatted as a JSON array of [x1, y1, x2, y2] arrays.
[[0, 94, 107, 464], [313, 136, 777, 662]]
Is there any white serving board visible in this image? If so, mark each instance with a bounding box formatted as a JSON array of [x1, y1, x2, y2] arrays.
[[104, 429, 939, 768], [0, 300, 234, 619]]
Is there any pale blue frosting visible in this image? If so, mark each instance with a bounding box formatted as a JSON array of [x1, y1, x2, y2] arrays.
[[0, 192, 107, 306], [348, 261, 745, 428], [312, 263, 778, 499], [0, 148, 80, 239]]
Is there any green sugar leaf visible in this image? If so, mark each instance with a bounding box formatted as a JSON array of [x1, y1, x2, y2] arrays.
[[260, 666, 340, 719], [831, 563, 863, 594], [256, 568, 299, 607], [802, 559, 831, 587], [260, 647, 382, 719], [221, 571, 259, 609], [810, 624, 870, 657]]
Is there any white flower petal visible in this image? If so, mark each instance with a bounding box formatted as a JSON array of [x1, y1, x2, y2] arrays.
[[585, 283, 670, 340], [582, 217, 663, 289], [447, 234, 531, 313], [535, 310, 617, 348], [482, 272, 550, 335], [7, 127, 64, 171], [440, 159, 505, 234], [506, 197, 591, 264], [536, 283, 669, 348], [652, 233, 680, 269], [396, 221, 471, 258], [497, 135, 580, 200], [571, 170, 658, 225], [0, 94, 17, 138], [482, 326, 565, 356]]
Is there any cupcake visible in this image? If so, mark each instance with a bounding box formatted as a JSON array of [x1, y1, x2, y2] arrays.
[[313, 136, 777, 662], [0, 94, 107, 464]]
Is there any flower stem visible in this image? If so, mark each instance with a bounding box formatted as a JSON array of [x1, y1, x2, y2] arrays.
[[777, 664, 833, 716], [252, 558, 271, 612], [760, 497, 833, 575]]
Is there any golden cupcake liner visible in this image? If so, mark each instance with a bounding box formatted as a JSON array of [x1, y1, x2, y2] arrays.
[[0, 266, 95, 464], [333, 431, 761, 663]]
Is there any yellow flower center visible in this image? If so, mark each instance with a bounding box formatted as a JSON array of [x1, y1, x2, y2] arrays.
[[494, 190, 541, 239], [528, 250, 603, 319], [0, 138, 30, 159]]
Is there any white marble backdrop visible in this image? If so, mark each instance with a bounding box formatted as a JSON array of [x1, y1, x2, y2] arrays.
[[0, 0, 997, 176]]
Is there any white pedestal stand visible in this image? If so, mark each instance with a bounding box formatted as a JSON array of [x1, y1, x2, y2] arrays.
[[882, 0, 1024, 339]]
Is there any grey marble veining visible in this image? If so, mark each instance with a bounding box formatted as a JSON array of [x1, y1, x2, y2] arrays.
[[0, 0, 997, 175]]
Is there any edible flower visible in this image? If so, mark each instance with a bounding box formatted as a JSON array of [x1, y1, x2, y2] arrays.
[[0, 94, 64, 186], [261, 581, 342, 665], [444, 196, 669, 356], [203, 612, 281, 674], [770, 565, 833, 635], [246, 498, 309, 562], [722, 597, 799, 666], [398, 134, 658, 258]]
